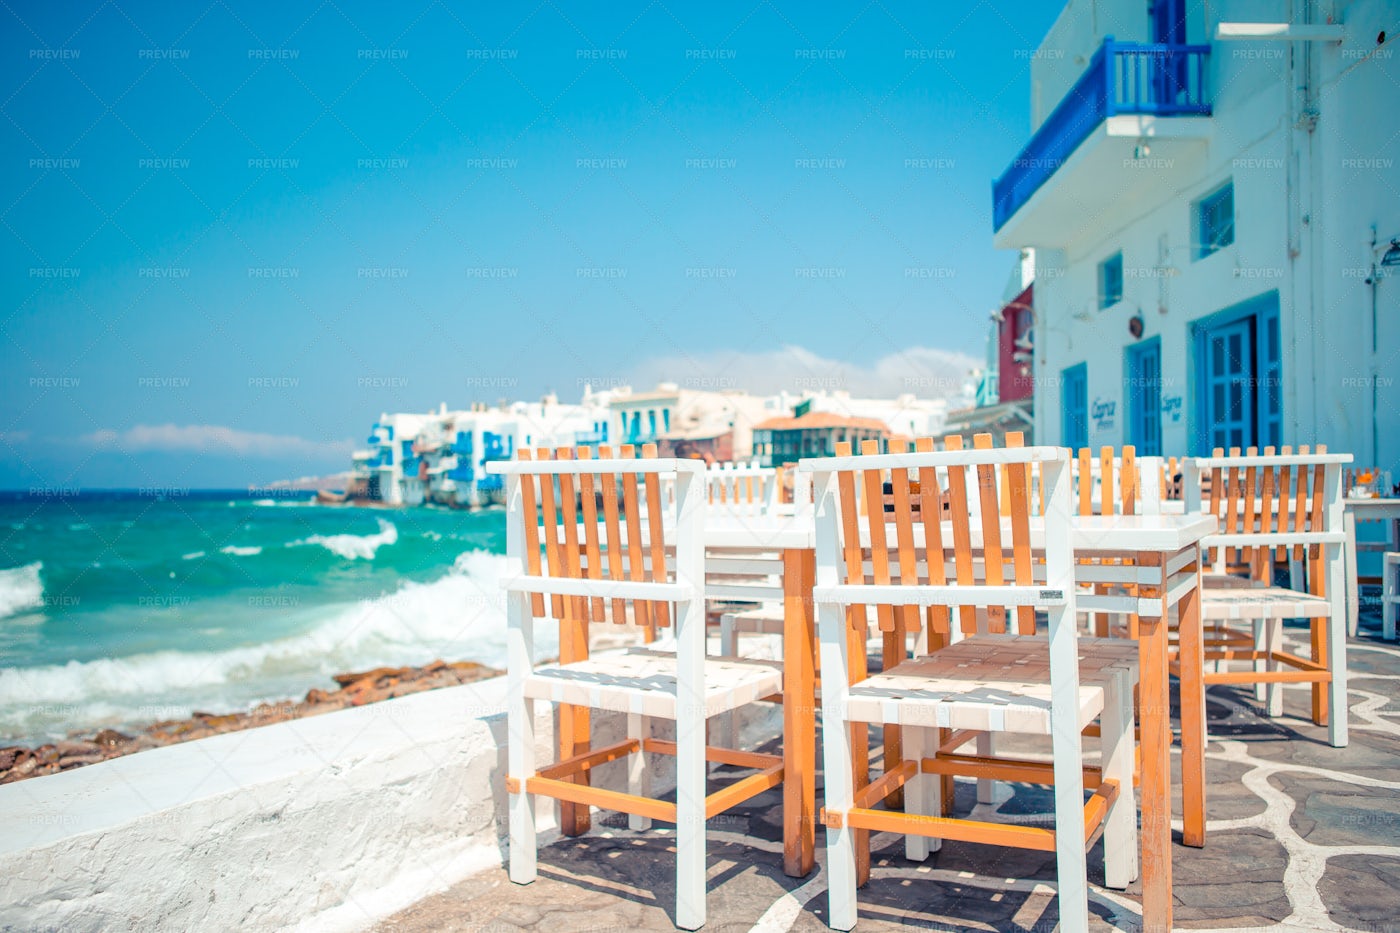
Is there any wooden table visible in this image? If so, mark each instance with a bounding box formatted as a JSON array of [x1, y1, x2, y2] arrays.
[[1343, 497, 1400, 637], [702, 513, 819, 880], [703, 511, 1214, 932]]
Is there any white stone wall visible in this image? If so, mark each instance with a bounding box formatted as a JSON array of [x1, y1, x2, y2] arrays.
[[0, 671, 781, 932]]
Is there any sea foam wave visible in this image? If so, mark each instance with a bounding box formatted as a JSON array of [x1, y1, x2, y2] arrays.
[[290, 519, 397, 560], [0, 550, 528, 742], [0, 562, 44, 619], [219, 545, 263, 557]]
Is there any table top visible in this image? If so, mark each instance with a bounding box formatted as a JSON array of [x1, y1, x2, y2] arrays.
[[1343, 496, 1400, 516], [701, 511, 1217, 554]]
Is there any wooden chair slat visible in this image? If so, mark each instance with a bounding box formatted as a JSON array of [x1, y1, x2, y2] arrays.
[[973, 433, 1007, 633], [1309, 457, 1327, 596], [1077, 448, 1093, 517], [943, 434, 978, 633], [1207, 450, 1224, 566], [555, 448, 589, 646], [618, 445, 653, 633], [535, 447, 566, 621], [517, 449, 547, 618], [1277, 449, 1294, 564], [835, 442, 869, 637], [887, 439, 920, 636], [596, 445, 628, 624], [576, 447, 607, 622], [1293, 446, 1310, 564], [1242, 453, 1260, 578], [1098, 446, 1115, 519], [1004, 432, 1036, 634], [859, 440, 898, 634], [1224, 451, 1241, 568], [1258, 459, 1276, 582], [1121, 447, 1136, 516], [914, 437, 951, 636], [641, 443, 670, 627]]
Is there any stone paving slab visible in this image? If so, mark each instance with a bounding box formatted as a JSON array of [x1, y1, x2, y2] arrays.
[[378, 617, 1400, 933]]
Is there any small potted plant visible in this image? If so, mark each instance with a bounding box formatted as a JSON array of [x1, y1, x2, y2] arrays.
[[1350, 470, 1377, 498]]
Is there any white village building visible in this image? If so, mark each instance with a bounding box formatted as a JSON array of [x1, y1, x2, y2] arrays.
[[993, 0, 1399, 471]]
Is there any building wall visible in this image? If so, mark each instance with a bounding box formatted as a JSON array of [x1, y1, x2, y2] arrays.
[[1026, 0, 1400, 469], [998, 284, 1035, 403]]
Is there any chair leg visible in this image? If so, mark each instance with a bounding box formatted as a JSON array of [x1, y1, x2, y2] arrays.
[[507, 590, 538, 886], [1264, 618, 1283, 717], [1251, 619, 1267, 704], [675, 714, 707, 930], [1344, 511, 1360, 638], [822, 715, 859, 931], [1050, 732, 1090, 931], [715, 615, 737, 755], [976, 732, 1002, 804], [1327, 542, 1350, 748], [628, 713, 652, 831], [1383, 558, 1397, 640], [903, 726, 940, 861], [1101, 671, 1138, 889], [507, 694, 538, 885], [1311, 619, 1328, 727]]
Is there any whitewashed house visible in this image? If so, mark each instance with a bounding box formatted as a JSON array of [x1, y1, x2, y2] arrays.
[[762, 390, 955, 441], [608, 383, 770, 460], [994, 0, 1399, 469], [350, 388, 618, 507]]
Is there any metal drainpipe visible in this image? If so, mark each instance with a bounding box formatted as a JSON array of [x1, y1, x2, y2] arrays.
[[1304, 0, 1326, 453]]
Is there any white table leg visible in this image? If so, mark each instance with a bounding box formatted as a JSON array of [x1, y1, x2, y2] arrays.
[[1345, 509, 1360, 637]]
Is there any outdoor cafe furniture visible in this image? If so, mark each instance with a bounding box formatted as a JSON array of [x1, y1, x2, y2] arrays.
[[1182, 450, 1353, 746], [491, 446, 791, 930], [1342, 485, 1400, 637], [801, 436, 1214, 932]]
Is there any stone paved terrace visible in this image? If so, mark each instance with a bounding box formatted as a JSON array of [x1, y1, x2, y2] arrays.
[[378, 614, 1400, 933]]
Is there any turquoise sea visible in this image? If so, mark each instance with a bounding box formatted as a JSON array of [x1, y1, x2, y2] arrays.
[[0, 492, 529, 745]]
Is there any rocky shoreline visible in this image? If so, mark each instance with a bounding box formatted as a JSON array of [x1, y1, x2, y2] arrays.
[[0, 658, 501, 785]]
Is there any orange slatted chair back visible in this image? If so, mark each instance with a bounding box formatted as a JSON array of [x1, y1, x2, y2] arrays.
[[515, 444, 672, 660], [1203, 444, 1328, 589], [1066, 446, 1143, 516], [831, 431, 1037, 641]]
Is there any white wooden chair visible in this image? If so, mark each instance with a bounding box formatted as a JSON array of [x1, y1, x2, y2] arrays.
[[705, 460, 780, 515], [491, 445, 786, 930], [1182, 449, 1352, 746], [803, 441, 1138, 931]]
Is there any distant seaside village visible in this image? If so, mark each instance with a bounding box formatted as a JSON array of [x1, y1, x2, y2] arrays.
[[334, 383, 979, 509]]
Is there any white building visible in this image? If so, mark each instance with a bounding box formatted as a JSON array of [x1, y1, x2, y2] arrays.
[[762, 390, 954, 441], [350, 388, 618, 508], [608, 384, 770, 459], [994, 0, 1399, 471]]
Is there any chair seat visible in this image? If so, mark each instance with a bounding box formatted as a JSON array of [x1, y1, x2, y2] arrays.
[[524, 649, 782, 719], [1200, 585, 1331, 620], [843, 635, 1138, 735]]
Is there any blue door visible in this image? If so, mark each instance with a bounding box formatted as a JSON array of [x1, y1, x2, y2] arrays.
[[1062, 363, 1088, 450], [1260, 308, 1281, 448], [1127, 339, 1162, 455], [1195, 293, 1282, 454], [1202, 319, 1252, 452], [1151, 0, 1188, 103]]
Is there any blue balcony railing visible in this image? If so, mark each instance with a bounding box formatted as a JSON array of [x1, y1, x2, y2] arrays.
[[992, 36, 1211, 232]]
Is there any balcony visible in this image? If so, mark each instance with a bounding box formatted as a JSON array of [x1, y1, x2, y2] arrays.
[[992, 37, 1212, 246]]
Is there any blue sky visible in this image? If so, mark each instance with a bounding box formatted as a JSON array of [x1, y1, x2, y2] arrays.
[[1, 1, 1062, 488]]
